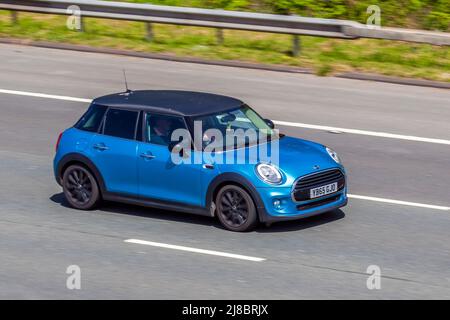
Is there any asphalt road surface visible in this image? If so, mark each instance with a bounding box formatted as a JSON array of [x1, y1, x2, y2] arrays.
[[0, 43, 449, 299]]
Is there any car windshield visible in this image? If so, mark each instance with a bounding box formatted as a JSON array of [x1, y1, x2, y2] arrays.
[[192, 105, 280, 150]]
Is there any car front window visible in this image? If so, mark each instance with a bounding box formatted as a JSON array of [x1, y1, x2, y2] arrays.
[[192, 105, 278, 150], [145, 113, 187, 146]]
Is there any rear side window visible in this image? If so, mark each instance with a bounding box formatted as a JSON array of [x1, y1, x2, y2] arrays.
[[74, 104, 107, 132], [103, 108, 139, 140]]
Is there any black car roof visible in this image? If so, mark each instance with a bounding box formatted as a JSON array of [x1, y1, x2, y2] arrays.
[[92, 90, 244, 117]]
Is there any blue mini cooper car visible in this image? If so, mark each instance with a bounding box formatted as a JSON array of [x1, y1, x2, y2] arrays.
[[54, 90, 347, 231]]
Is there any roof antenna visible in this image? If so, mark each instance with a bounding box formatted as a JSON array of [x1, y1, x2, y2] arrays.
[[122, 69, 131, 93]]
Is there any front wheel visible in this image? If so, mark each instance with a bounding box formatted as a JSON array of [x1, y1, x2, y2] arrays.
[[62, 165, 100, 210], [216, 185, 258, 232]]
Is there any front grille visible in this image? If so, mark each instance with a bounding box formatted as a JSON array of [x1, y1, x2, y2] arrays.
[[292, 169, 345, 202]]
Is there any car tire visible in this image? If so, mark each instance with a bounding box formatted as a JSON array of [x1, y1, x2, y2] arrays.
[[62, 164, 101, 210], [216, 185, 258, 232]]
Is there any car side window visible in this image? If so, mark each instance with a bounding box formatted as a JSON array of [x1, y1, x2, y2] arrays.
[[145, 113, 187, 146], [103, 108, 139, 140], [74, 104, 107, 133]]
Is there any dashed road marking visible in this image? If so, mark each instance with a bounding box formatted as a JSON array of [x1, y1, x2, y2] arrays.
[[124, 239, 266, 262]]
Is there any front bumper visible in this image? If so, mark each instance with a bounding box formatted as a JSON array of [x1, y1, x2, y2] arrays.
[[255, 186, 347, 223]]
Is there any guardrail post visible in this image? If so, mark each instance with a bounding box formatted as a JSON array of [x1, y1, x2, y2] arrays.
[[146, 23, 154, 41], [292, 35, 301, 57], [10, 10, 18, 24], [216, 28, 224, 45], [77, 16, 85, 32]]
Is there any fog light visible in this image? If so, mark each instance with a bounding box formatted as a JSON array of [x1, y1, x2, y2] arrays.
[[273, 199, 282, 209]]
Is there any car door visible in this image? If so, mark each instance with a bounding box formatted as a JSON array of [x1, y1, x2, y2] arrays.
[[88, 108, 140, 196], [137, 112, 204, 207]]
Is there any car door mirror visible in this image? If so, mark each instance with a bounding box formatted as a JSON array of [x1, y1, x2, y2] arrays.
[[265, 119, 275, 129]]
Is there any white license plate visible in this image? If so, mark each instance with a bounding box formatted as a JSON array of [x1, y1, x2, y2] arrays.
[[310, 182, 338, 199]]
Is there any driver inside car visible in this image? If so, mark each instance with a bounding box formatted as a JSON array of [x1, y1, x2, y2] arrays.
[[149, 116, 172, 145]]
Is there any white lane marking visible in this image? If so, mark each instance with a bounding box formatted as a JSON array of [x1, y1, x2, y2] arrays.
[[124, 239, 266, 262], [348, 194, 450, 211], [0, 89, 91, 103], [1, 88, 449, 145], [273, 120, 450, 146]]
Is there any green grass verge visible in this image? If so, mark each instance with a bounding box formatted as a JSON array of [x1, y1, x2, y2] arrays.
[[1, 11, 449, 82]]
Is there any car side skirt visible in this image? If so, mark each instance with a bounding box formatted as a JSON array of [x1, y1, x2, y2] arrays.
[[103, 192, 211, 217]]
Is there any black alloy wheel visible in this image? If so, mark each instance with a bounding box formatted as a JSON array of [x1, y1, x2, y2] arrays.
[[63, 165, 100, 210], [216, 185, 257, 232]]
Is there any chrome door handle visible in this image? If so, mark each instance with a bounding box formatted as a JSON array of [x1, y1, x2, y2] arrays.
[[140, 153, 155, 159], [93, 144, 109, 151]]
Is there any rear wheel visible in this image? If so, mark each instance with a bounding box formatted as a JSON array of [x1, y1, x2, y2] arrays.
[[216, 185, 258, 232], [62, 165, 100, 210]]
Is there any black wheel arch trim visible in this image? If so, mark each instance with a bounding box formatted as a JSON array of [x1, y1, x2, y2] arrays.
[[56, 153, 107, 193], [205, 172, 269, 223]]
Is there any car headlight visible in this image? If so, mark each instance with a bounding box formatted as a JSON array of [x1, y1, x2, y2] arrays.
[[256, 163, 282, 184], [326, 147, 341, 164]]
